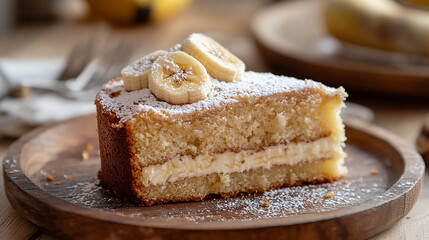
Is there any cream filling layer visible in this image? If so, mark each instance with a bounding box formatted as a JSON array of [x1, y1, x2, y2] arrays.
[[140, 136, 339, 187]]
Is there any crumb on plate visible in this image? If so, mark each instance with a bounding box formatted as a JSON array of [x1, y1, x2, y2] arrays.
[[47, 175, 54, 182], [83, 143, 94, 152], [82, 151, 89, 161], [185, 217, 196, 222], [324, 192, 335, 199], [263, 197, 271, 207]]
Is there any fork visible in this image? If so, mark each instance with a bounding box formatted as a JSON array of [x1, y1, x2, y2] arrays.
[[82, 41, 135, 90], [21, 41, 135, 100], [57, 24, 109, 81]]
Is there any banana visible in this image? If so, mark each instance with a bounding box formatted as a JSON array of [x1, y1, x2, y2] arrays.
[[149, 51, 211, 104], [86, 0, 192, 25], [181, 33, 245, 82], [121, 50, 167, 91], [324, 0, 429, 55]]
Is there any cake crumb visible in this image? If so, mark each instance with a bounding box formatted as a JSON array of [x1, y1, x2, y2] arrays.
[[63, 175, 72, 180], [116, 212, 125, 216], [82, 151, 89, 161], [185, 217, 196, 222], [55, 181, 61, 185], [343, 179, 349, 184], [83, 143, 94, 152], [45, 183, 49, 186], [370, 169, 379, 175], [145, 216, 151, 219], [324, 192, 336, 199], [47, 175, 54, 182], [93, 175, 98, 179], [406, 216, 411, 219], [262, 198, 271, 207], [318, 198, 323, 203]]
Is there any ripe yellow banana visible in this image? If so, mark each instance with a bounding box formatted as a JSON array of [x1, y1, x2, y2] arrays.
[[121, 50, 167, 91], [324, 0, 429, 55], [181, 33, 245, 82], [86, 0, 192, 25], [148, 51, 211, 104]]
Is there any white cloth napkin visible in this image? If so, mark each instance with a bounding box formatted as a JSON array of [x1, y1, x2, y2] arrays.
[[0, 58, 95, 137]]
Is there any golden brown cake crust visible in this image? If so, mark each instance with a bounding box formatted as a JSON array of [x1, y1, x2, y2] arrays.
[[96, 99, 140, 202]]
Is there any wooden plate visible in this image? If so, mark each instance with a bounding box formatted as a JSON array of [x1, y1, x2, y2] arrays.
[[3, 114, 424, 239], [251, 0, 429, 98]]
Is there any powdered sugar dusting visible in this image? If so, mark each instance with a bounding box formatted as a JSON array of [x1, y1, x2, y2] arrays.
[[169, 43, 182, 52], [67, 182, 124, 207], [46, 145, 390, 223], [97, 71, 345, 123], [206, 178, 371, 221], [121, 51, 167, 77], [55, 172, 385, 222]]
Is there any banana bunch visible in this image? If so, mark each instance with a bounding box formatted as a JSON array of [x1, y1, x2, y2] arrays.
[[86, 0, 192, 25], [121, 33, 245, 104], [324, 0, 429, 56]]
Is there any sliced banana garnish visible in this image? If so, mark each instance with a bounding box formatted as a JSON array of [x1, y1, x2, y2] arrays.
[[148, 51, 211, 104], [121, 50, 168, 91], [181, 33, 245, 82]]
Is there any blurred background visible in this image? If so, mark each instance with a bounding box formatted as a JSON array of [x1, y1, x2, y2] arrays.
[[0, 0, 428, 238]]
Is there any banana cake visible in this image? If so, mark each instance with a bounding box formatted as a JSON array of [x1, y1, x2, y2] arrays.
[[95, 34, 348, 206]]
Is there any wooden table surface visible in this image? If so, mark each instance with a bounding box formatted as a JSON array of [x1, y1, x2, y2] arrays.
[[0, 0, 428, 239]]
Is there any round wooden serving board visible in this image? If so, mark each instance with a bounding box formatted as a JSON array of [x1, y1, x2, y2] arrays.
[[3, 114, 424, 240], [251, 0, 429, 98]]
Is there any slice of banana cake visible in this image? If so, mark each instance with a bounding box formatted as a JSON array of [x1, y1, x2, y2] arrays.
[[95, 33, 348, 206]]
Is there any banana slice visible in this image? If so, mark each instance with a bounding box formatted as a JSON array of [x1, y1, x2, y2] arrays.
[[121, 50, 167, 91], [149, 51, 211, 104], [181, 33, 245, 82]]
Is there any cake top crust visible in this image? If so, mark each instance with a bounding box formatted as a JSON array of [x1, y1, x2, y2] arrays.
[[96, 71, 346, 123]]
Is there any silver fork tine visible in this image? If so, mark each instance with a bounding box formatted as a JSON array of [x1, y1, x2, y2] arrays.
[[81, 44, 120, 90], [57, 38, 95, 81], [0, 65, 14, 100], [57, 24, 110, 81], [18, 40, 134, 99], [102, 42, 135, 82], [93, 44, 131, 86], [85, 41, 135, 90], [66, 39, 127, 91]]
